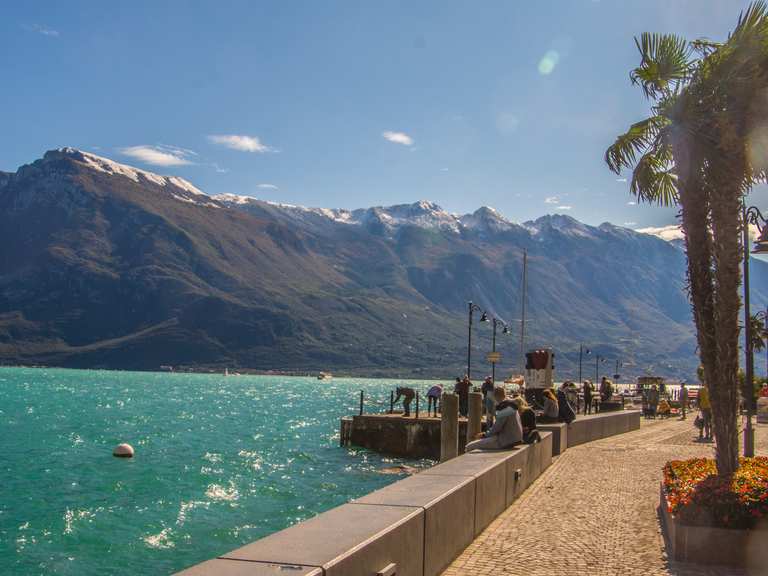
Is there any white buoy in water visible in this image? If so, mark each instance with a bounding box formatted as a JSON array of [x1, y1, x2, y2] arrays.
[[113, 443, 134, 458]]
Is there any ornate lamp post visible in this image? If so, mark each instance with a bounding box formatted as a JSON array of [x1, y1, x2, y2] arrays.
[[467, 301, 488, 381], [743, 205, 768, 457], [490, 318, 510, 384]]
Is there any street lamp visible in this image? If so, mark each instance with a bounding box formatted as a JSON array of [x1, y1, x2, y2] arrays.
[[578, 344, 591, 383], [490, 317, 510, 384], [742, 205, 768, 457], [595, 354, 606, 384], [466, 302, 487, 381]]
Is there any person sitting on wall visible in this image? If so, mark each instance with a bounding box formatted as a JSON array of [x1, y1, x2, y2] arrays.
[[394, 386, 415, 417], [465, 387, 522, 451], [426, 384, 443, 417], [512, 396, 540, 444], [539, 389, 560, 422], [600, 376, 614, 402], [557, 382, 577, 424], [657, 397, 671, 418]]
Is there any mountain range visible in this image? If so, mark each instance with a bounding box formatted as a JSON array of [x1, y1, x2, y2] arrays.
[[2, 148, 766, 380]]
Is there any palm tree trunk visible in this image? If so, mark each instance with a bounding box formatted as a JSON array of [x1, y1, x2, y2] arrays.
[[707, 151, 745, 475]]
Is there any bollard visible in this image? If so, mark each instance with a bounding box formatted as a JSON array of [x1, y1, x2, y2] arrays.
[[440, 393, 459, 462], [389, 390, 394, 414], [359, 390, 364, 415], [467, 391, 483, 442], [415, 392, 420, 419]]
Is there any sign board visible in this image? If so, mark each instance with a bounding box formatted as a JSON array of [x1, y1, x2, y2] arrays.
[[486, 351, 502, 363]]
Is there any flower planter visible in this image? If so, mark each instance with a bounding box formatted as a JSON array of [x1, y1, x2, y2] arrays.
[[659, 483, 767, 569]]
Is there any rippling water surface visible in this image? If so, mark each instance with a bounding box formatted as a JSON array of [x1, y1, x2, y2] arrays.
[[0, 368, 434, 575]]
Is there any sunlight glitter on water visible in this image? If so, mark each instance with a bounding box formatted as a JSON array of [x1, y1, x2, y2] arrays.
[[0, 368, 437, 575]]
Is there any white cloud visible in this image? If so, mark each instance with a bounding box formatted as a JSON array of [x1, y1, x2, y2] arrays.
[[119, 145, 194, 166], [556, 205, 573, 211], [382, 131, 414, 146], [538, 50, 560, 75], [637, 224, 684, 242], [24, 23, 59, 37], [627, 201, 636, 205], [440, 167, 449, 172], [208, 134, 271, 153], [256, 183, 279, 190], [544, 196, 560, 204], [623, 222, 637, 227], [616, 177, 628, 183]]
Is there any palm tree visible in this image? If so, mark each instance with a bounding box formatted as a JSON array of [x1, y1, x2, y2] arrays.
[[606, 2, 768, 475]]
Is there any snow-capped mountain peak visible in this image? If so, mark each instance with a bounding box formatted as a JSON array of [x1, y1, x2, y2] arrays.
[[46, 148, 214, 206]]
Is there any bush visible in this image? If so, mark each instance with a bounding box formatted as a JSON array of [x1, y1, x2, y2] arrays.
[[663, 457, 768, 529]]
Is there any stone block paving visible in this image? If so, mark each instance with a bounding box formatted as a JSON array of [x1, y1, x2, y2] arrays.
[[441, 417, 767, 576]]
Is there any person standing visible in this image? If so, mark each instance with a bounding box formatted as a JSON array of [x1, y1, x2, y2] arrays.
[[454, 376, 471, 417], [698, 385, 712, 440], [426, 384, 443, 417], [582, 380, 594, 415], [648, 384, 660, 418], [481, 376, 495, 427], [557, 382, 576, 424], [679, 382, 689, 420], [393, 387, 415, 417]]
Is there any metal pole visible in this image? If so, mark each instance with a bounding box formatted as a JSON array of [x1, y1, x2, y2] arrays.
[[595, 356, 599, 384], [467, 302, 473, 380], [415, 392, 420, 420], [359, 390, 364, 416], [743, 204, 755, 457], [520, 251, 527, 372], [491, 319, 497, 384]]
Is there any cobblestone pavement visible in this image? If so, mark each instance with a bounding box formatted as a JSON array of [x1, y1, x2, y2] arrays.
[[441, 417, 768, 576]]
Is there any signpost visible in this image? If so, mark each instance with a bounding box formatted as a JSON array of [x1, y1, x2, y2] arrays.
[[486, 351, 502, 364]]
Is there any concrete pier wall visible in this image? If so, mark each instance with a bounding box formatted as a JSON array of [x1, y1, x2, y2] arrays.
[[175, 436, 553, 576], [349, 414, 468, 459], [176, 411, 639, 575]]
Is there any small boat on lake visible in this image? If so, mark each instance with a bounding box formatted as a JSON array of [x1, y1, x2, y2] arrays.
[[317, 372, 332, 380]]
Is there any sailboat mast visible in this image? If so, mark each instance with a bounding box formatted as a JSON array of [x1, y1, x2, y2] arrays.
[[519, 250, 527, 372]]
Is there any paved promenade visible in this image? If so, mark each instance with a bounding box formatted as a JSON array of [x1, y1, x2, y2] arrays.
[[442, 417, 767, 576]]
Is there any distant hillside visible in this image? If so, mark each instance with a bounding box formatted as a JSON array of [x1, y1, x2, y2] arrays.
[[2, 148, 766, 380]]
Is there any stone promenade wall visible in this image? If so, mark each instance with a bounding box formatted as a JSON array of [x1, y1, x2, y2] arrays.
[[176, 411, 638, 575]]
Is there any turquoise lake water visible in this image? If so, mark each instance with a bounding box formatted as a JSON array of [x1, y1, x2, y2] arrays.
[[0, 368, 435, 575]]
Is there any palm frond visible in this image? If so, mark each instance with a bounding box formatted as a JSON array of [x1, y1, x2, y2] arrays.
[[631, 33, 696, 99], [630, 147, 679, 206], [605, 115, 668, 173]]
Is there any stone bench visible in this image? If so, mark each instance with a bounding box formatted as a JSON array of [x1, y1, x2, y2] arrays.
[[538, 410, 640, 454]]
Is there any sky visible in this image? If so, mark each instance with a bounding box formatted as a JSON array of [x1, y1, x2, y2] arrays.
[[2, 0, 766, 230]]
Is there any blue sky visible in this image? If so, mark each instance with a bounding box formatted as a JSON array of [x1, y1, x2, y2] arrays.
[[2, 0, 765, 229]]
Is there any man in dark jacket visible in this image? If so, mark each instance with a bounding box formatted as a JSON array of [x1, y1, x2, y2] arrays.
[[394, 387, 415, 417]]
